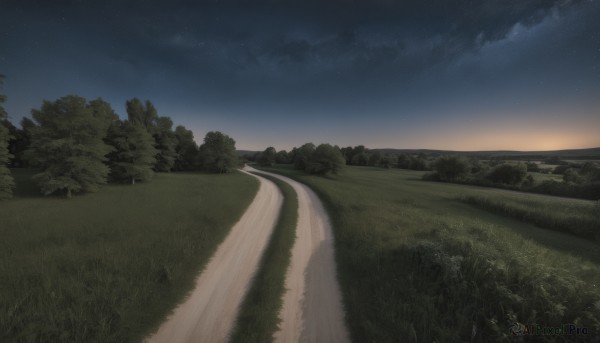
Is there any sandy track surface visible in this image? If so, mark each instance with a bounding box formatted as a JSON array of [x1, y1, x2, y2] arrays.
[[146, 170, 282, 343], [247, 166, 350, 343]]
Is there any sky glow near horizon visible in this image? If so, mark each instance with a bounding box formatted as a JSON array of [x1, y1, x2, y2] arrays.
[[1, 0, 599, 151]]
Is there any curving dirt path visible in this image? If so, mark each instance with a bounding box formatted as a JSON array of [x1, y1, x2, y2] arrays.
[[145, 170, 282, 343], [247, 166, 350, 343]]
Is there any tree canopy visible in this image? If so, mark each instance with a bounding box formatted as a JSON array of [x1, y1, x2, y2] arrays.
[[306, 144, 345, 175], [173, 125, 199, 171], [105, 120, 158, 184], [257, 146, 277, 166], [199, 131, 238, 173], [152, 116, 178, 172], [28, 96, 114, 197], [293, 143, 315, 170], [433, 155, 469, 181]]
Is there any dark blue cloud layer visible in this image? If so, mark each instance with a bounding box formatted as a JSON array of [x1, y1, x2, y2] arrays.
[[1, 0, 598, 149]]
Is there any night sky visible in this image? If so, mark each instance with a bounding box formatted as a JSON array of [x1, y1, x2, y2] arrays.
[[1, 0, 599, 151]]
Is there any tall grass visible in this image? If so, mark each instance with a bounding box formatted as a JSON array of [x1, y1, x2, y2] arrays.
[[258, 164, 600, 342], [230, 173, 298, 343], [0, 169, 259, 342], [459, 194, 600, 240]]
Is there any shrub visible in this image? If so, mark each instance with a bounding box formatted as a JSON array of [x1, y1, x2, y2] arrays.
[[553, 165, 571, 175], [486, 163, 527, 185], [305, 144, 345, 175], [433, 155, 469, 181], [293, 143, 315, 170], [525, 162, 540, 172], [563, 168, 584, 184], [257, 147, 277, 166]]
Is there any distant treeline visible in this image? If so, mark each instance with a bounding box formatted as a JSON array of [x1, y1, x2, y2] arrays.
[[247, 144, 432, 173], [251, 143, 346, 175], [425, 156, 600, 200], [0, 77, 239, 199], [248, 144, 600, 200]]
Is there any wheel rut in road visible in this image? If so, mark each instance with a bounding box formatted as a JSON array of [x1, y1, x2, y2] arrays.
[[247, 166, 350, 343]]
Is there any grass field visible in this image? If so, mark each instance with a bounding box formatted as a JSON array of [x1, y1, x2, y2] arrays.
[[529, 171, 563, 182], [230, 173, 298, 343], [257, 164, 600, 342], [0, 169, 259, 343], [459, 193, 599, 240]]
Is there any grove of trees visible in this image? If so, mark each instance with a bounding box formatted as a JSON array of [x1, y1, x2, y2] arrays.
[[255, 143, 345, 175], [199, 131, 239, 173], [0, 89, 242, 198]]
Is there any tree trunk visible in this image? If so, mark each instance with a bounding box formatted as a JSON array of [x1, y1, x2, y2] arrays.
[[131, 177, 135, 185], [67, 188, 72, 198]]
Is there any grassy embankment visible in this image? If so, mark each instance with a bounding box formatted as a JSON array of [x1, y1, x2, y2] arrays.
[[230, 173, 298, 343], [257, 164, 600, 342], [0, 169, 259, 343]]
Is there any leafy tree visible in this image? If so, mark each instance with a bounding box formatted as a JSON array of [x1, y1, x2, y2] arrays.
[[28, 95, 113, 197], [257, 146, 277, 166], [351, 152, 368, 166], [288, 147, 298, 164], [580, 162, 600, 183], [306, 143, 345, 175], [368, 151, 382, 167], [433, 155, 469, 181], [397, 154, 410, 169], [153, 117, 178, 171], [409, 155, 429, 171], [105, 120, 158, 184], [0, 74, 15, 199], [348, 145, 368, 165], [11, 117, 37, 167], [126, 98, 177, 172], [522, 174, 535, 187], [469, 159, 485, 174], [340, 146, 353, 165], [380, 153, 398, 168], [275, 150, 290, 164], [126, 98, 158, 130], [526, 162, 540, 172], [553, 165, 571, 175], [199, 131, 238, 173], [563, 168, 584, 184], [486, 163, 527, 185], [173, 125, 198, 171], [293, 143, 315, 170]]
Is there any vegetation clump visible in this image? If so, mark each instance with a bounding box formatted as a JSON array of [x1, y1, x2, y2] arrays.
[[0, 75, 15, 199]]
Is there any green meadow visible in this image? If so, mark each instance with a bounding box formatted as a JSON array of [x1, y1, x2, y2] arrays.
[[257, 164, 600, 342], [0, 169, 258, 343]]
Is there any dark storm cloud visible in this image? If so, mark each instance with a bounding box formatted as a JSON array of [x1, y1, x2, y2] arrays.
[[3, 0, 584, 84]]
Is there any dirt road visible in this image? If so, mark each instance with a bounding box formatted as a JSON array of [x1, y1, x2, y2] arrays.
[[146, 170, 282, 343], [247, 166, 350, 343]]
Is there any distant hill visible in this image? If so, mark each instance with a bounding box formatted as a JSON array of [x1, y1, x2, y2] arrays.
[[238, 147, 600, 159], [371, 147, 600, 159]]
